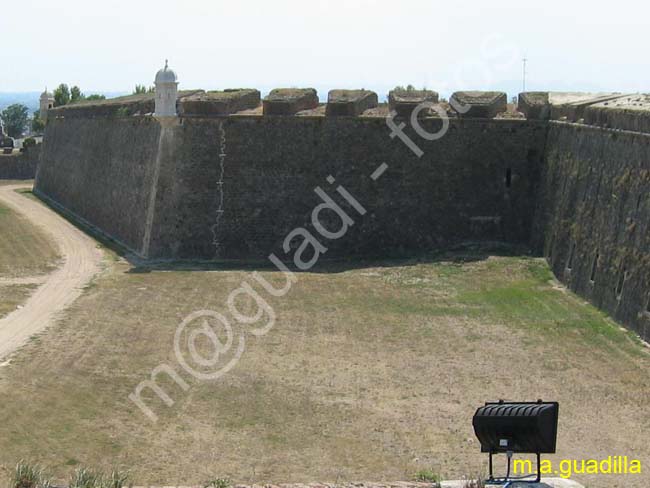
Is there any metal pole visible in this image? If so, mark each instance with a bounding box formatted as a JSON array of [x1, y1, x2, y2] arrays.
[[488, 452, 494, 481], [522, 58, 528, 92]]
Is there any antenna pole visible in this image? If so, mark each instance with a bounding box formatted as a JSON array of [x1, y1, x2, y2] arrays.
[[522, 57, 528, 92]]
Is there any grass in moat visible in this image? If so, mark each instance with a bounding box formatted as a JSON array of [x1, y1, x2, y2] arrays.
[[0, 199, 60, 279], [0, 183, 60, 319], [0, 248, 647, 488]]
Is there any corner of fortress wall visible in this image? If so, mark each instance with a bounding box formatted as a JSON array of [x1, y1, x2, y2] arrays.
[[524, 93, 650, 342], [33, 90, 650, 341], [533, 121, 650, 342]]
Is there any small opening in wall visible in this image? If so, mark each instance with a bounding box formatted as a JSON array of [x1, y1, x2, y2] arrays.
[[590, 251, 599, 282], [646, 294, 650, 313], [567, 242, 576, 270], [616, 266, 627, 299], [505, 168, 512, 188], [636, 194, 643, 212]]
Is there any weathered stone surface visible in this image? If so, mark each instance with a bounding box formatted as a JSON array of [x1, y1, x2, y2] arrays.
[[451, 91, 507, 118], [532, 122, 650, 342], [0, 144, 40, 179], [35, 116, 162, 253], [49, 90, 203, 118], [583, 93, 650, 133], [263, 88, 319, 115], [326, 89, 378, 116], [518, 92, 628, 122], [178, 89, 261, 116], [35, 114, 545, 262], [388, 88, 439, 117], [518, 92, 650, 130], [548, 92, 629, 121], [517, 92, 551, 120]]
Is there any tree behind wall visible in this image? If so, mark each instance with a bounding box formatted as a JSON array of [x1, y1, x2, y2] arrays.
[[133, 84, 154, 94], [32, 110, 45, 133], [54, 84, 105, 105], [54, 84, 70, 107], [70, 85, 85, 103], [0, 104, 29, 138]]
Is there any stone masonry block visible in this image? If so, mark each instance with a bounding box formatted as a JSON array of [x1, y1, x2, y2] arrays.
[[388, 88, 439, 118], [179, 89, 261, 116], [451, 91, 507, 118], [263, 88, 319, 115], [518, 92, 551, 120], [326, 90, 378, 116]]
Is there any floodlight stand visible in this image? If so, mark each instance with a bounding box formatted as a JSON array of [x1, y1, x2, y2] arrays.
[[487, 451, 541, 485]]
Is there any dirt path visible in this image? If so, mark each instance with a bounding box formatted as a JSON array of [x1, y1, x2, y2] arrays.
[[0, 185, 103, 361]]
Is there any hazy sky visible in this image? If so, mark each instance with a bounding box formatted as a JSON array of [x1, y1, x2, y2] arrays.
[[2, 0, 648, 97]]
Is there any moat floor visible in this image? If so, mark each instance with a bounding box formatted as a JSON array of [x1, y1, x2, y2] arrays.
[[0, 187, 647, 488]]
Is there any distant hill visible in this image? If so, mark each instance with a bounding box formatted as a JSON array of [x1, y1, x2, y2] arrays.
[[0, 92, 40, 113]]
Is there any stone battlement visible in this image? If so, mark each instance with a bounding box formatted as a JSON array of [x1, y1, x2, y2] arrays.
[[47, 88, 650, 136], [47, 88, 515, 120]]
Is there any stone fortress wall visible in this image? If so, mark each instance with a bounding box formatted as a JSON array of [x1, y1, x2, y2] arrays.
[[0, 144, 41, 180], [528, 93, 650, 342], [35, 89, 548, 260], [33, 87, 650, 341]]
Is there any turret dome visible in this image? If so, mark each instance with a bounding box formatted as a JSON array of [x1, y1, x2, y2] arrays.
[[154, 59, 179, 118], [155, 60, 177, 84]]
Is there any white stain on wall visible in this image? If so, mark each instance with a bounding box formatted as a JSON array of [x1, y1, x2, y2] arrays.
[[211, 122, 227, 256]]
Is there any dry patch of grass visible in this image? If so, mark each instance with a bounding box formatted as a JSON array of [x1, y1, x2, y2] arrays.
[[0, 255, 648, 488], [0, 283, 38, 318], [0, 188, 60, 319], [0, 199, 60, 279]]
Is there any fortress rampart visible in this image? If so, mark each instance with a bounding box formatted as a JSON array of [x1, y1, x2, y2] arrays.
[[533, 122, 650, 341], [0, 144, 40, 180], [33, 89, 650, 341]]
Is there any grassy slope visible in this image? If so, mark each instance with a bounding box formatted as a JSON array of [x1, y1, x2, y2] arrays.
[[0, 254, 648, 488], [0, 284, 38, 319], [0, 191, 60, 278], [0, 187, 60, 318]]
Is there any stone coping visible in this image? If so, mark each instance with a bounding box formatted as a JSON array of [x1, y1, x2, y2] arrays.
[[326, 90, 379, 116], [517, 91, 650, 133], [450, 91, 507, 118], [46, 87, 650, 132], [179, 89, 261, 116], [263, 88, 319, 115]]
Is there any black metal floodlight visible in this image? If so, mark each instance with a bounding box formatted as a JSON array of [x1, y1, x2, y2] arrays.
[[472, 400, 559, 484]]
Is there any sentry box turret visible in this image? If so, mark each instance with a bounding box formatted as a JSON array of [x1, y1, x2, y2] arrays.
[[472, 400, 559, 484]]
